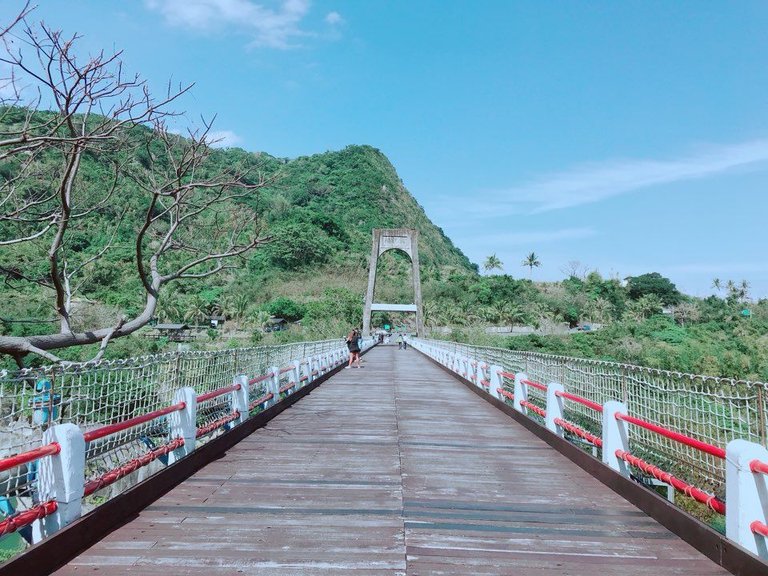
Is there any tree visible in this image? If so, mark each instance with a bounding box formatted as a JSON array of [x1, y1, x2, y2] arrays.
[[521, 252, 541, 278], [0, 14, 270, 365], [626, 273, 680, 305], [711, 278, 722, 293], [483, 253, 503, 273]]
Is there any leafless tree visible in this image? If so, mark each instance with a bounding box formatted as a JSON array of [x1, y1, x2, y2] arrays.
[[0, 12, 270, 366]]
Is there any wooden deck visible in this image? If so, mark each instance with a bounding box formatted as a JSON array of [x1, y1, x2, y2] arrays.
[[53, 345, 731, 575]]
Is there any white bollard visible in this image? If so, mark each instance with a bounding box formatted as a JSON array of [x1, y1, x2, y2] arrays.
[[726, 439, 768, 558], [168, 386, 197, 464], [601, 400, 630, 477], [32, 423, 85, 542], [489, 365, 503, 400], [545, 383, 565, 437], [231, 374, 249, 425], [513, 372, 528, 414]]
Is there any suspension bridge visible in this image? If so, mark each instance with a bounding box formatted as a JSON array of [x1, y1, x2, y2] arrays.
[[0, 339, 767, 575]]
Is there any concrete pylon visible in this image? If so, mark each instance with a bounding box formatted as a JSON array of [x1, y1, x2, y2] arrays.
[[362, 228, 424, 337]]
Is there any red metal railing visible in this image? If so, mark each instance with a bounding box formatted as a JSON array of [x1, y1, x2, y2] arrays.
[[83, 402, 186, 443], [750, 459, 768, 475], [248, 372, 275, 385], [752, 521, 768, 538], [196, 412, 241, 438], [556, 390, 604, 413], [248, 392, 274, 411], [616, 450, 725, 514], [84, 438, 185, 496], [278, 383, 296, 394], [279, 365, 296, 375], [499, 370, 515, 379], [520, 400, 546, 418], [197, 384, 241, 404], [498, 389, 514, 401], [0, 501, 57, 537], [555, 418, 603, 448], [0, 442, 60, 474], [615, 413, 726, 460], [522, 378, 547, 392]]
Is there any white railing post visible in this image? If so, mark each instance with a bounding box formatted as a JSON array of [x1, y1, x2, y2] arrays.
[[602, 400, 630, 477], [231, 374, 249, 425], [726, 439, 768, 558], [269, 366, 281, 406], [474, 360, 483, 387], [545, 382, 565, 437], [305, 357, 315, 384], [168, 386, 197, 464], [513, 372, 528, 414], [32, 423, 85, 542], [489, 365, 503, 399], [290, 358, 301, 392]]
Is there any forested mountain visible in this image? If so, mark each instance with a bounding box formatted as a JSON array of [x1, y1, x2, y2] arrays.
[[0, 108, 474, 365]]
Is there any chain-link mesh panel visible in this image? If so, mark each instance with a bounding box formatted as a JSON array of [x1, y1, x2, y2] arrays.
[[0, 339, 342, 515], [416, 337, 768, 493]]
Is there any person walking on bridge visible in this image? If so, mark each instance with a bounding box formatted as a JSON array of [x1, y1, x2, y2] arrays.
[[345, 329, 362, 368]]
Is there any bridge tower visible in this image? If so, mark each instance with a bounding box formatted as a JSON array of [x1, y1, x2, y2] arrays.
[[363, 228, 424, 337]]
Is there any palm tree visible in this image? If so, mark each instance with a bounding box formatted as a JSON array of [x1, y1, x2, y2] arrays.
[[521, 252, 541, 278], [483, 254, 503, 274], [739, 279, 750, 301], [711, 278, 722, 293]]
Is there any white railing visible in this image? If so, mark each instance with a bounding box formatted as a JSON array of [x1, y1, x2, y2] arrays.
[[409, 336, 768, 560]]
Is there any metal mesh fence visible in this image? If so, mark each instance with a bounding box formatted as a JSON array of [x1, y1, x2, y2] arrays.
[[417, 337, 768, 494], [0, 339, 342, 516]]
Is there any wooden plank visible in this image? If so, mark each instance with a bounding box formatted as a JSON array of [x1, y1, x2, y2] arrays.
[[53, 345, 733, 575]]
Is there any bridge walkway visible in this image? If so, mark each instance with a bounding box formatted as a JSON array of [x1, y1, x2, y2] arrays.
[[54, 345, 730, 575]]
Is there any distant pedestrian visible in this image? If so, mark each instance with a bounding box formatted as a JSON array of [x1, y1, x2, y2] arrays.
[[398, 334, 406, 350], [346, 329, 362, 368]]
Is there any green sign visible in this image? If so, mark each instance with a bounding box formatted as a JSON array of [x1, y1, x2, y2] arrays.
[[741, 309, 751, 317], [383, 324, 390, 330]]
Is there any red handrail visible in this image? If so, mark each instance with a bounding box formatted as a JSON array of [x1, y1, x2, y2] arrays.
[[0, 501, 57, 537], [499, 371, 515, 379], [83, 437, 185, 496], [615, 413, 726, 459], [616, 450, 725, 514], [248, 372, 274, 385], [520, 400, 546, 418], [0, 442, 60, 474], [751, 520, 768, 538], [196, 411, 240, 438], [278, 382, 296, 394], [498, 389, 514, 401], [522, 379, 547, 392], [555, 390, 604, 413], [83, 402, 186, 443], [279, 365, 296, 375], [197, 383, 241, 403], [480, 379, 490, 387], [248, 392, 274, 411], [750, 459, 768, 475], [554, 418, 604, 448]]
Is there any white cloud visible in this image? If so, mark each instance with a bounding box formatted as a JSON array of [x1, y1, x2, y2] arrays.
[[325, 11, 343, 25], [489, 139, 768, 215], [208, 129, 243, 148], [145, 0, 311, 49]]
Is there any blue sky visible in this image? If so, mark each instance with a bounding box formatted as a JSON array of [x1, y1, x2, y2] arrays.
[[3, 1, 767, 298]]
